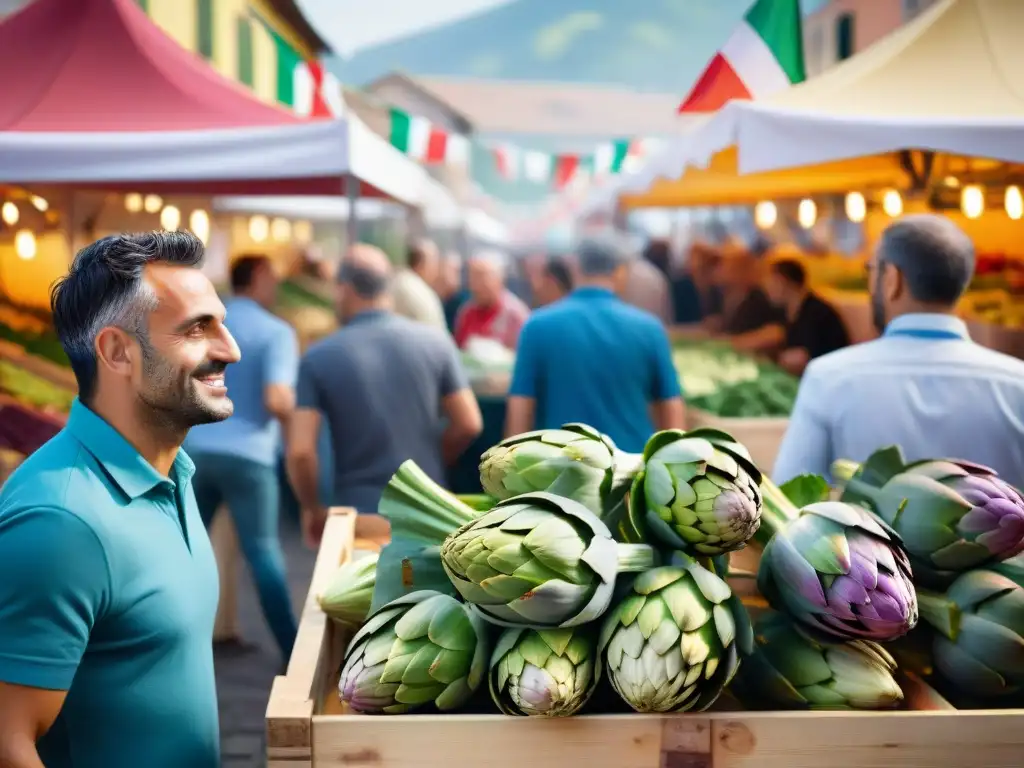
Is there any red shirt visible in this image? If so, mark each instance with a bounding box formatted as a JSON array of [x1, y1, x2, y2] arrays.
[[454, 291, 529, 350]]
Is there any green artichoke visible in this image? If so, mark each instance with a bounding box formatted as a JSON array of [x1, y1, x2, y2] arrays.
[[917, 562, 1024, 700], [628, 428, 762, 556], [480, 424, 641, 519], [731, 610, 903, 710], [318, 553, 378, 627], [338, 591, 488, 713], [440, 491, 656, 628], [837, 447, 1024, 587], [598, 554, 740, 712], [489, 626, 600, 716]]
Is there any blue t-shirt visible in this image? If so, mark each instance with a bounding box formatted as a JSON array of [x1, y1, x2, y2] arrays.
[[0, 400, 220, 768], [508, 286, 681, 453], [187, 296, 299, 466]]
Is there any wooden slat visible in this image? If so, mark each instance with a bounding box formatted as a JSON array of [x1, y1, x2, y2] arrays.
[[266, 508, 357, 766], [211, 508, 241, 642]]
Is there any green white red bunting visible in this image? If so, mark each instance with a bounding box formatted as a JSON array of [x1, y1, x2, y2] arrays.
[[266, 21, 345, 118], [387, 107, 654, 188]]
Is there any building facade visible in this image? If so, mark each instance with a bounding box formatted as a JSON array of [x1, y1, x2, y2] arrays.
[[802, 0, 939, 78]]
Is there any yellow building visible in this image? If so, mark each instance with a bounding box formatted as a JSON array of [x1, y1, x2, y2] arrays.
[[139, 0, 327, 107]]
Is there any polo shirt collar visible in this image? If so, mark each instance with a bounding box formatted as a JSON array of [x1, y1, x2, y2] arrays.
[[572, 286, 617, 301], [66, 399, 193, 499], [347, 309, 390, 327], [883, 313, 970, 340]]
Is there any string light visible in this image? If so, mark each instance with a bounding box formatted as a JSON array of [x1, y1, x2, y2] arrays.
[[160, 205, 181, 231], [125, 193, 143, 213], [797, 199, 817, 229], [960, 185, 984, 220], [1005, 186, 1023, 220], [1, 202, 19, 226], [753, 201, 777, 230], [14, 229, 36, 260], [844, 192, 866, 223], [189, 209, 211, 244], [144, 194, 163, 213], [882, 189, 903, 217], [248, 215, 269, 243]]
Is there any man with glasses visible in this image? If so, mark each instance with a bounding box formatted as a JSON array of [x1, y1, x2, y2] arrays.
[[773, 214, 1024, 487]]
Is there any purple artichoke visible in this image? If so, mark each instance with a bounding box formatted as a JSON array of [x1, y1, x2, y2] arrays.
[[758, 490, 918, 643], [839, 447, 1024, 587]]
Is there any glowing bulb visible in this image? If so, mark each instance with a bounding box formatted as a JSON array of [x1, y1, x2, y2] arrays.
[[29, 195, 48, 212], [125, 193, 143, 213], [160, 205, 181, 231], [14, 229, 36, 260], [249, 215, 269, 243], [753, 201, 777, 230], [845, 192, 866, 223], [270, 217, 291, 242], [144, 194, 163, 213], [1, 202, 19, 226], [189, 209, 210, 244], [882, 189, 903, 217], [1006, 186, 1023, 220], [797, 199, 817, 229], [293, 220, 313, 243], [961, 185, 984, 220]]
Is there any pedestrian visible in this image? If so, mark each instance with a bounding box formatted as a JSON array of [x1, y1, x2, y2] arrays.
[[505, 234, 685, 453], [453, 250, 530, 350], [763, 257, 850, 375], [0, 231, 240, 768], [528, 254, 574, 308], [186, 254, 299, 661], [391, 238, 448, 330], [436, 250, 469, 332], [622, 239, 673, 324], [773, 214, 1024, 487], [287, 243, 483, 546]]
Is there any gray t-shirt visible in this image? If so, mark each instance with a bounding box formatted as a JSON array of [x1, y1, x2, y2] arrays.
[[296, 310, 468, 512]]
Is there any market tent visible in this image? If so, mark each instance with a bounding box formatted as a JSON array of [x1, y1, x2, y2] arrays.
[[0, 0, 426, 203], [624, 0, 1024, 208]]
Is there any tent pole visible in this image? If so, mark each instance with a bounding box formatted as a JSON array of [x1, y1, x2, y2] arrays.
[[346, 175, 358, 249]]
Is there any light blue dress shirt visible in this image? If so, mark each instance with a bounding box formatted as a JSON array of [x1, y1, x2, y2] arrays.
[[186, 297, 299, 467], [772, 313, 1024, 488]]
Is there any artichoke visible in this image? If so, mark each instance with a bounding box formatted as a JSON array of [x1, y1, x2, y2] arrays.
[[731, 610, 903, 710], [480, 424, 641, 519], [318, 553, 378, 626], [440, 491, 656, 628], [917, 562, 1024, 699], [338, 591, 488, 713], [628, 428, 762, 556], [598, 555, 740, 712], [838, 447, 1024, 586], [489, 626, 599, 716], [759, 477, 918, 643]]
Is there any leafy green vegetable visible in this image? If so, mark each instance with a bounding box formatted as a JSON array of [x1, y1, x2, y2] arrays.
[[673, 341, 798, 418]]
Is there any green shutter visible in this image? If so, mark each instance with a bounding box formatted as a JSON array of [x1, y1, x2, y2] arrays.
[[236, 16, 254, 86], [196, 0, 214, 59]]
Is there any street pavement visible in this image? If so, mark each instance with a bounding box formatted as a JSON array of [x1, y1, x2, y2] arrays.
[[214, 515, 315, 768]]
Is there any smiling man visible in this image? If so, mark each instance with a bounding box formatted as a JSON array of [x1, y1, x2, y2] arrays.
[[0, 231, 240, 768]]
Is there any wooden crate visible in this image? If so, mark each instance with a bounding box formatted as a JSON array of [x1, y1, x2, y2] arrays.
[[267, 509, 1024, 768], [687, 407, 789, 474]]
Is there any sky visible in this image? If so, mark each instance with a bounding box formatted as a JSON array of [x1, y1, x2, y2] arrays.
[[299, 0, 832, 59]]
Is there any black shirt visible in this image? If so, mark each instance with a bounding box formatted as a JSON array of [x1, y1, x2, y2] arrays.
[[722, 287, 782, 335], [785, 293, 850, 360]]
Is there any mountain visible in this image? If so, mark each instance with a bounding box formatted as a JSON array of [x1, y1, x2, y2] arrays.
[[328, 0, 755, 92]]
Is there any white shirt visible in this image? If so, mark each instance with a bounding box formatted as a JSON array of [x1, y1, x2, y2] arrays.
[[391, 268, 447, 331], [773, 313, 1024, 489]]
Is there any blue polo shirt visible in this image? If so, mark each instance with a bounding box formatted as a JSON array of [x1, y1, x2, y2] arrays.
[[0, 400, 220, 768], [509, 286, 681, 452], [187, 296, 299, 466]]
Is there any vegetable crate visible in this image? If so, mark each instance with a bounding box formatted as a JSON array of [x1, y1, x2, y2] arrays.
[[687, 408, 788, 475], [267, 510, 1024, 768]]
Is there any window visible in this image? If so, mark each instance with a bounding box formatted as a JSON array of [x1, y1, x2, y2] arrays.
[[835, 13, 855, 61], [236, 16, 254, 86], [196, 0, 214, 59]]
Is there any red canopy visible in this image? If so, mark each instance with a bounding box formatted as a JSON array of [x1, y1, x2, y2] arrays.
[[0, 0, 300, 131]]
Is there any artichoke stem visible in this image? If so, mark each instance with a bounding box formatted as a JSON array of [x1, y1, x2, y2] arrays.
[[754, 477, 800, 543], [915, 589, 961, 641], [830, 459, 860, 485], [615, 543, 657, 572], [381, 461, 481, 542], [841, 475, 883, 505]]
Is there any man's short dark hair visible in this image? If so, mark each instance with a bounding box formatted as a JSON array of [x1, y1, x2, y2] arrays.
[[771, 258, 807, 288], [407, 239, 435, 272], [545, 256, 573, 294], [50, 231, 205, 403], [879, 214, 975, 305], [230, 254, 271, 292]]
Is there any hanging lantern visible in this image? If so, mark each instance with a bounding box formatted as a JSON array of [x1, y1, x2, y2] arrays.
[[160, 205, 181, 231], [189, 209, 211, 244], [14, 229, 36, 260], [882, 190, 903, 217], [960, 185, 984, 220], [1005, 186, 1023, 220], [754, 201, 777, 230], [845, 192, 866, 223], [249, 215, 269, 243], [1, 201, 19, 226], [797, 199, 817, 229]]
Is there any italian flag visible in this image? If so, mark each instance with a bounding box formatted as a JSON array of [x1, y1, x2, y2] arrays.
[[678, 0, 805, 113], [389, 109, 469, 165], [272, 30, 344, 118]]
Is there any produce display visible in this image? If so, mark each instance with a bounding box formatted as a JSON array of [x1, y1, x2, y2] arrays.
[[0, 361, 75, 412], [317, 427, 1024, 717], [672, 341, 799, 418]]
